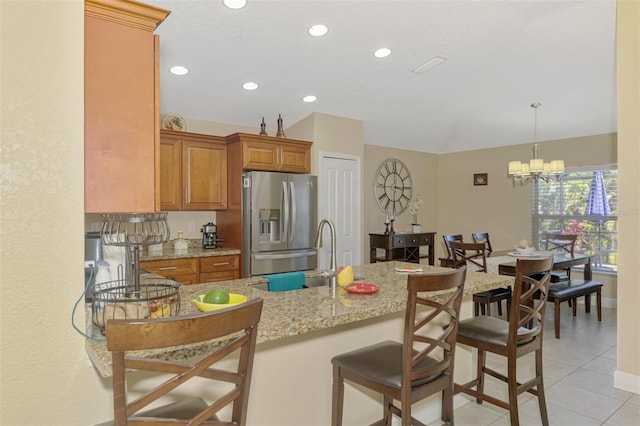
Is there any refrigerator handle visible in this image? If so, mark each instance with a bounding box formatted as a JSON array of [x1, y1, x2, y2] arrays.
[[289, 181, 296, 243], [281, 181, 289, 242]]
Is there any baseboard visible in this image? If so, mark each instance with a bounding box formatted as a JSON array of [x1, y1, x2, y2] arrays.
[[614, 370, 640, 394]]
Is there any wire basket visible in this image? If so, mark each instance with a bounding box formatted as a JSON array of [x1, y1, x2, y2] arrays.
[[92, 277, 181, 332]]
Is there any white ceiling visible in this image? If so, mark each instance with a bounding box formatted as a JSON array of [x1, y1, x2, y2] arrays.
[[148, 0, 617, 154]]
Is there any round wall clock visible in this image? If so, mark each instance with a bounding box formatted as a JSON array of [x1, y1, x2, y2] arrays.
[[373, 158, 413, 215]]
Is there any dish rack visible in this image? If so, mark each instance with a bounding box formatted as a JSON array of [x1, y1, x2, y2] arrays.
[[92, 277, 181, 331], [92, 212, 179, 332]]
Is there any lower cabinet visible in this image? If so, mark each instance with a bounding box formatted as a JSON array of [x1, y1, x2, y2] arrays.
[[140, 258, 199, 285], [199, 255, 240, 283], [140, 254, 240, 285]]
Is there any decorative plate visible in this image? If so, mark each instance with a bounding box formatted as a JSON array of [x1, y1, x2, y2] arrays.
[[344, 283, 380, 294], [161, 114, 187, 132]]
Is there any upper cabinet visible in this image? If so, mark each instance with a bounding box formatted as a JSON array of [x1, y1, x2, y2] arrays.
[[84, 0, 170, 213], [226, 133, 312, 174], [160, 130, 228, 211]]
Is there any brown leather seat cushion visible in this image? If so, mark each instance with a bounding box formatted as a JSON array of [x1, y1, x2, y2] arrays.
[[473, 287, 511, 300], [458, 316, 537, 347], [331, 340, 443, 388], [549, 280, 603, 301]]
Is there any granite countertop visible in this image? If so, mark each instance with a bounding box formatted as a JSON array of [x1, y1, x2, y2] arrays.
[[85, 261, 514, 377]]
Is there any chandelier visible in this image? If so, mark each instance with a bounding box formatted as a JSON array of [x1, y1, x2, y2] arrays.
[[508, 103, 565, 184]]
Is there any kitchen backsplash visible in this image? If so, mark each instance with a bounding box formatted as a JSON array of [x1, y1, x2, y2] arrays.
[[84, 211, 217, 240]]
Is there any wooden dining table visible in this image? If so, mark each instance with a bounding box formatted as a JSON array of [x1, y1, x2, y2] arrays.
[[487, 250, 593, 280]]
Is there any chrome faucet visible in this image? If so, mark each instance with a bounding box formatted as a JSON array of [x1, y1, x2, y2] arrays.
[[314, 218, 337, 289]]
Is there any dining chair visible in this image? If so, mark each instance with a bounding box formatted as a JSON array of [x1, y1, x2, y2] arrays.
[[545, 233, 578, 282], [454, 256, 554, 426], [97, 298, 263, 426], [450, 241, 512, 319], [331, 267, 467, 426], [440, 234, 465, 268], [471, 232, 493, 253]]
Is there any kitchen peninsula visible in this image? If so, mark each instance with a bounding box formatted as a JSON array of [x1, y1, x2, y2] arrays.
[[87, 261, 513, 425]]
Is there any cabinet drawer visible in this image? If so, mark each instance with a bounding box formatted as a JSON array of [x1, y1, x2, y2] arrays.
[[200, 270, 240, 283], [199, 255, 240, 273], [140, 258, 198, 278], [419, 234, 434, 245], [390, 235, 406, 248], [406, 235, 421, 246]]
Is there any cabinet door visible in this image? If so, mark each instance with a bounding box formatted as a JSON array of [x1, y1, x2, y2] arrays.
[[84, 1, 168, 213], [242, 140, 279, 171], [278, 142, 311, 173], [199, 255, 240, 283], [140, 258, 199, 285], [159, 138, 181, 210], [182, 141, 228, 210]]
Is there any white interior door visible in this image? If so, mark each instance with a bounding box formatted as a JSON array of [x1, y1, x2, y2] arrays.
[[318, 152, 361, 269]]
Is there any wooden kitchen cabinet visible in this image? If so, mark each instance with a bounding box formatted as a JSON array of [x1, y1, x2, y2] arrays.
[[199, 255, 240, 283], [84, 0, 169, 213], [140, 258, 199, 285], [226, 133, 312, 173], [160, 130, 228, 210]]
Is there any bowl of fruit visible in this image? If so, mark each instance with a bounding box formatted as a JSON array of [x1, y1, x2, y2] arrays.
[[192, 288, 247, 312]]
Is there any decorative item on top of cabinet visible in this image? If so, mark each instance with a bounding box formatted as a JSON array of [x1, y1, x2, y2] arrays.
[[140, 258, 199, 285], [276, 114, 286, 138], [84, 0, 170, 213], [225, 132, 312, 173], [160, 130, 228, 211]]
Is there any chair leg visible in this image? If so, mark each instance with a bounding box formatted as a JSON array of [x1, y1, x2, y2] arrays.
[[474, 302, 480, 316], [496, 299, 503, 317], [572, 298, 578, 316], [331, 366, 344, 426], [554, 298, 561, 339], [441, 383, 454, 424], [383, 395, 393, 426], [536, 349, 549, 426], [507, 355, 520, 426], [485, 301, 491, 317], [597, 290, 602, 322], [476, 349, 485, 404], [585, 294, 592, 313]]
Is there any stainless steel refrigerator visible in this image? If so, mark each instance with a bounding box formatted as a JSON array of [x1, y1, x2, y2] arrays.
[[242, 171, 318, 277]]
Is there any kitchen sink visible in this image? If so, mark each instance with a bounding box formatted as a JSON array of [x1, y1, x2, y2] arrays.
[[250, 276, 331, 291]]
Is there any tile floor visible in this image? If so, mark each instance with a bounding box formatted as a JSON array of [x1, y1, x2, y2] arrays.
[[427, 304, 640, 425]]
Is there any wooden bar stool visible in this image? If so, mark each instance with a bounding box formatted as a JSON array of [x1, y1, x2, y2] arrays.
[[96, 298, 263, 426], [331, 267, 467, 426], [454, 257, 554, 426]]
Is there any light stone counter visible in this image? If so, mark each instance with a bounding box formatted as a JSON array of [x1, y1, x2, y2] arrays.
[[86, 261, 514, 378]]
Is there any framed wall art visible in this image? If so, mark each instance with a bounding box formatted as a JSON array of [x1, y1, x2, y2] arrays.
[[473, 173, 488, 186]]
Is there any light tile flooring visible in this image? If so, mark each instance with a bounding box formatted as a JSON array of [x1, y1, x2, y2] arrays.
[[427, 305, 640, 426]]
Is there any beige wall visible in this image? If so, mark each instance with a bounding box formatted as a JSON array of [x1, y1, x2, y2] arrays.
[[615, 0, 640, 388], [1, 2, 637, 425]]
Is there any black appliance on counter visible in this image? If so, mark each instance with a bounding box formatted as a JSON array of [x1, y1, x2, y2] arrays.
[[201, 222, 224, 249]]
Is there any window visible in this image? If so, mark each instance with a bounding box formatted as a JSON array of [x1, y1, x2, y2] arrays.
[[532, 165, 617, 274]]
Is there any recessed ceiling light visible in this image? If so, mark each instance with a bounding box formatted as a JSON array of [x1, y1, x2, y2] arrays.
[[242, 82, 259, 90], [308, 24, 328, 37], [374, 48, 392, 58], [169, 65, 189, 76], [223, 0, 247, 9], [302, 95, 317, 103]]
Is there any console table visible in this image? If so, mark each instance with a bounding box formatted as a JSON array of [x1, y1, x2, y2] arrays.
[[369, 232, 436, 265]]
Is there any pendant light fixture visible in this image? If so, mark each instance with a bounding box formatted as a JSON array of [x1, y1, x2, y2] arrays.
[[508, 103, 565, 184]]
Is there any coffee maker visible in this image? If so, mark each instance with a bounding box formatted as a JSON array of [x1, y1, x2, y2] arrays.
[[201, 222, 224, 249]]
